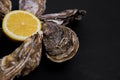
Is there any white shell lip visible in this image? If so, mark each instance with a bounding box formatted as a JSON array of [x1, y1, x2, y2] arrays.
[[8, 0, 12, 10]]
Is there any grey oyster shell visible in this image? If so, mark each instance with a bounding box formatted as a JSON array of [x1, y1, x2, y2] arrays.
[[40, 9, 86, 25], [0, 0, 12, 19], [19, 0, 46, 16], [0, 31, 43, 80], [42, 22, 79, 63]]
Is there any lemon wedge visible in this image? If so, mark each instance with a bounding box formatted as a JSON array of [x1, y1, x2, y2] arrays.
[[2, 10, 41, 41]]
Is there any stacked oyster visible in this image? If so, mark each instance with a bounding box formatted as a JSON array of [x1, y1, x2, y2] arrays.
[[0, 0, 86, 80]]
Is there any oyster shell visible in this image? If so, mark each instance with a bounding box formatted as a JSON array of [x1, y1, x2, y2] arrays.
[[19, 0, 46, 16], [40, 9, 86, 25], [0, 0, 12, 19], [42, 22, 79, 63], [0, 31, 43, 80], [0, 0, 12, 10]]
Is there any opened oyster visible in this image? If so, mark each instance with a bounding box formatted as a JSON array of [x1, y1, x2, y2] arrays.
[[0, 31, 43, 80], [40, 9, 86, 25], [0, 0, 12, 19], [40, 9, 85, 63], [42, 22, 79, 63], [19, 0, 46, 17]]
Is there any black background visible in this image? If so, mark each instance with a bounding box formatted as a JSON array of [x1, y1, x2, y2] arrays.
[[1, 0, 120, 80]]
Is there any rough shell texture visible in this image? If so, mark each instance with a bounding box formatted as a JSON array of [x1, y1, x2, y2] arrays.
[[42, 22, 79, 63], [0, 0, 12, 10], [40, 9, 86, 25], [19, 0, 46, 17], [0, 0, 12, 19], [0, 31, 43, 80]]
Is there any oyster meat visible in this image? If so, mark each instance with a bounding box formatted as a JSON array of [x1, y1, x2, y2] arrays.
[[40, 9, 86, 25], [0, 31, 43, 80], [42, 22, 79, 63], [0, 0, 12, 19], [19, 0, 46, 16]]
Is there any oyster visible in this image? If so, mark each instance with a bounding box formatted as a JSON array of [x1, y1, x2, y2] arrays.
[[0, 31, 43, 80], [42, 22, 79, 63], [19, 0, 46, 16], [0, 0, 12, 19], [40, 9, 86, 25], [0, 0, 12, 10]]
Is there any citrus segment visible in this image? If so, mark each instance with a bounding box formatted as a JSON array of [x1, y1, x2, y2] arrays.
[[2, 10, 41, 41]]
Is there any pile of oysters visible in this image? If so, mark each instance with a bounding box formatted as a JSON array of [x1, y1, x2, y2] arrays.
[[0, 0, 86, 80]]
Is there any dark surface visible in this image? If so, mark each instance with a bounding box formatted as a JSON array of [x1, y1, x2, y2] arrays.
[[0, 0, 120, 80]]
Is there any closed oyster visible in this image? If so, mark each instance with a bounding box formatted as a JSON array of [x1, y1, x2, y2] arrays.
[[40, 9, 86, 25], [19, 0, 46, 16], [0, 0, 12, 19], [42, 22, 79, 63], [0, 31, 43, 80]]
